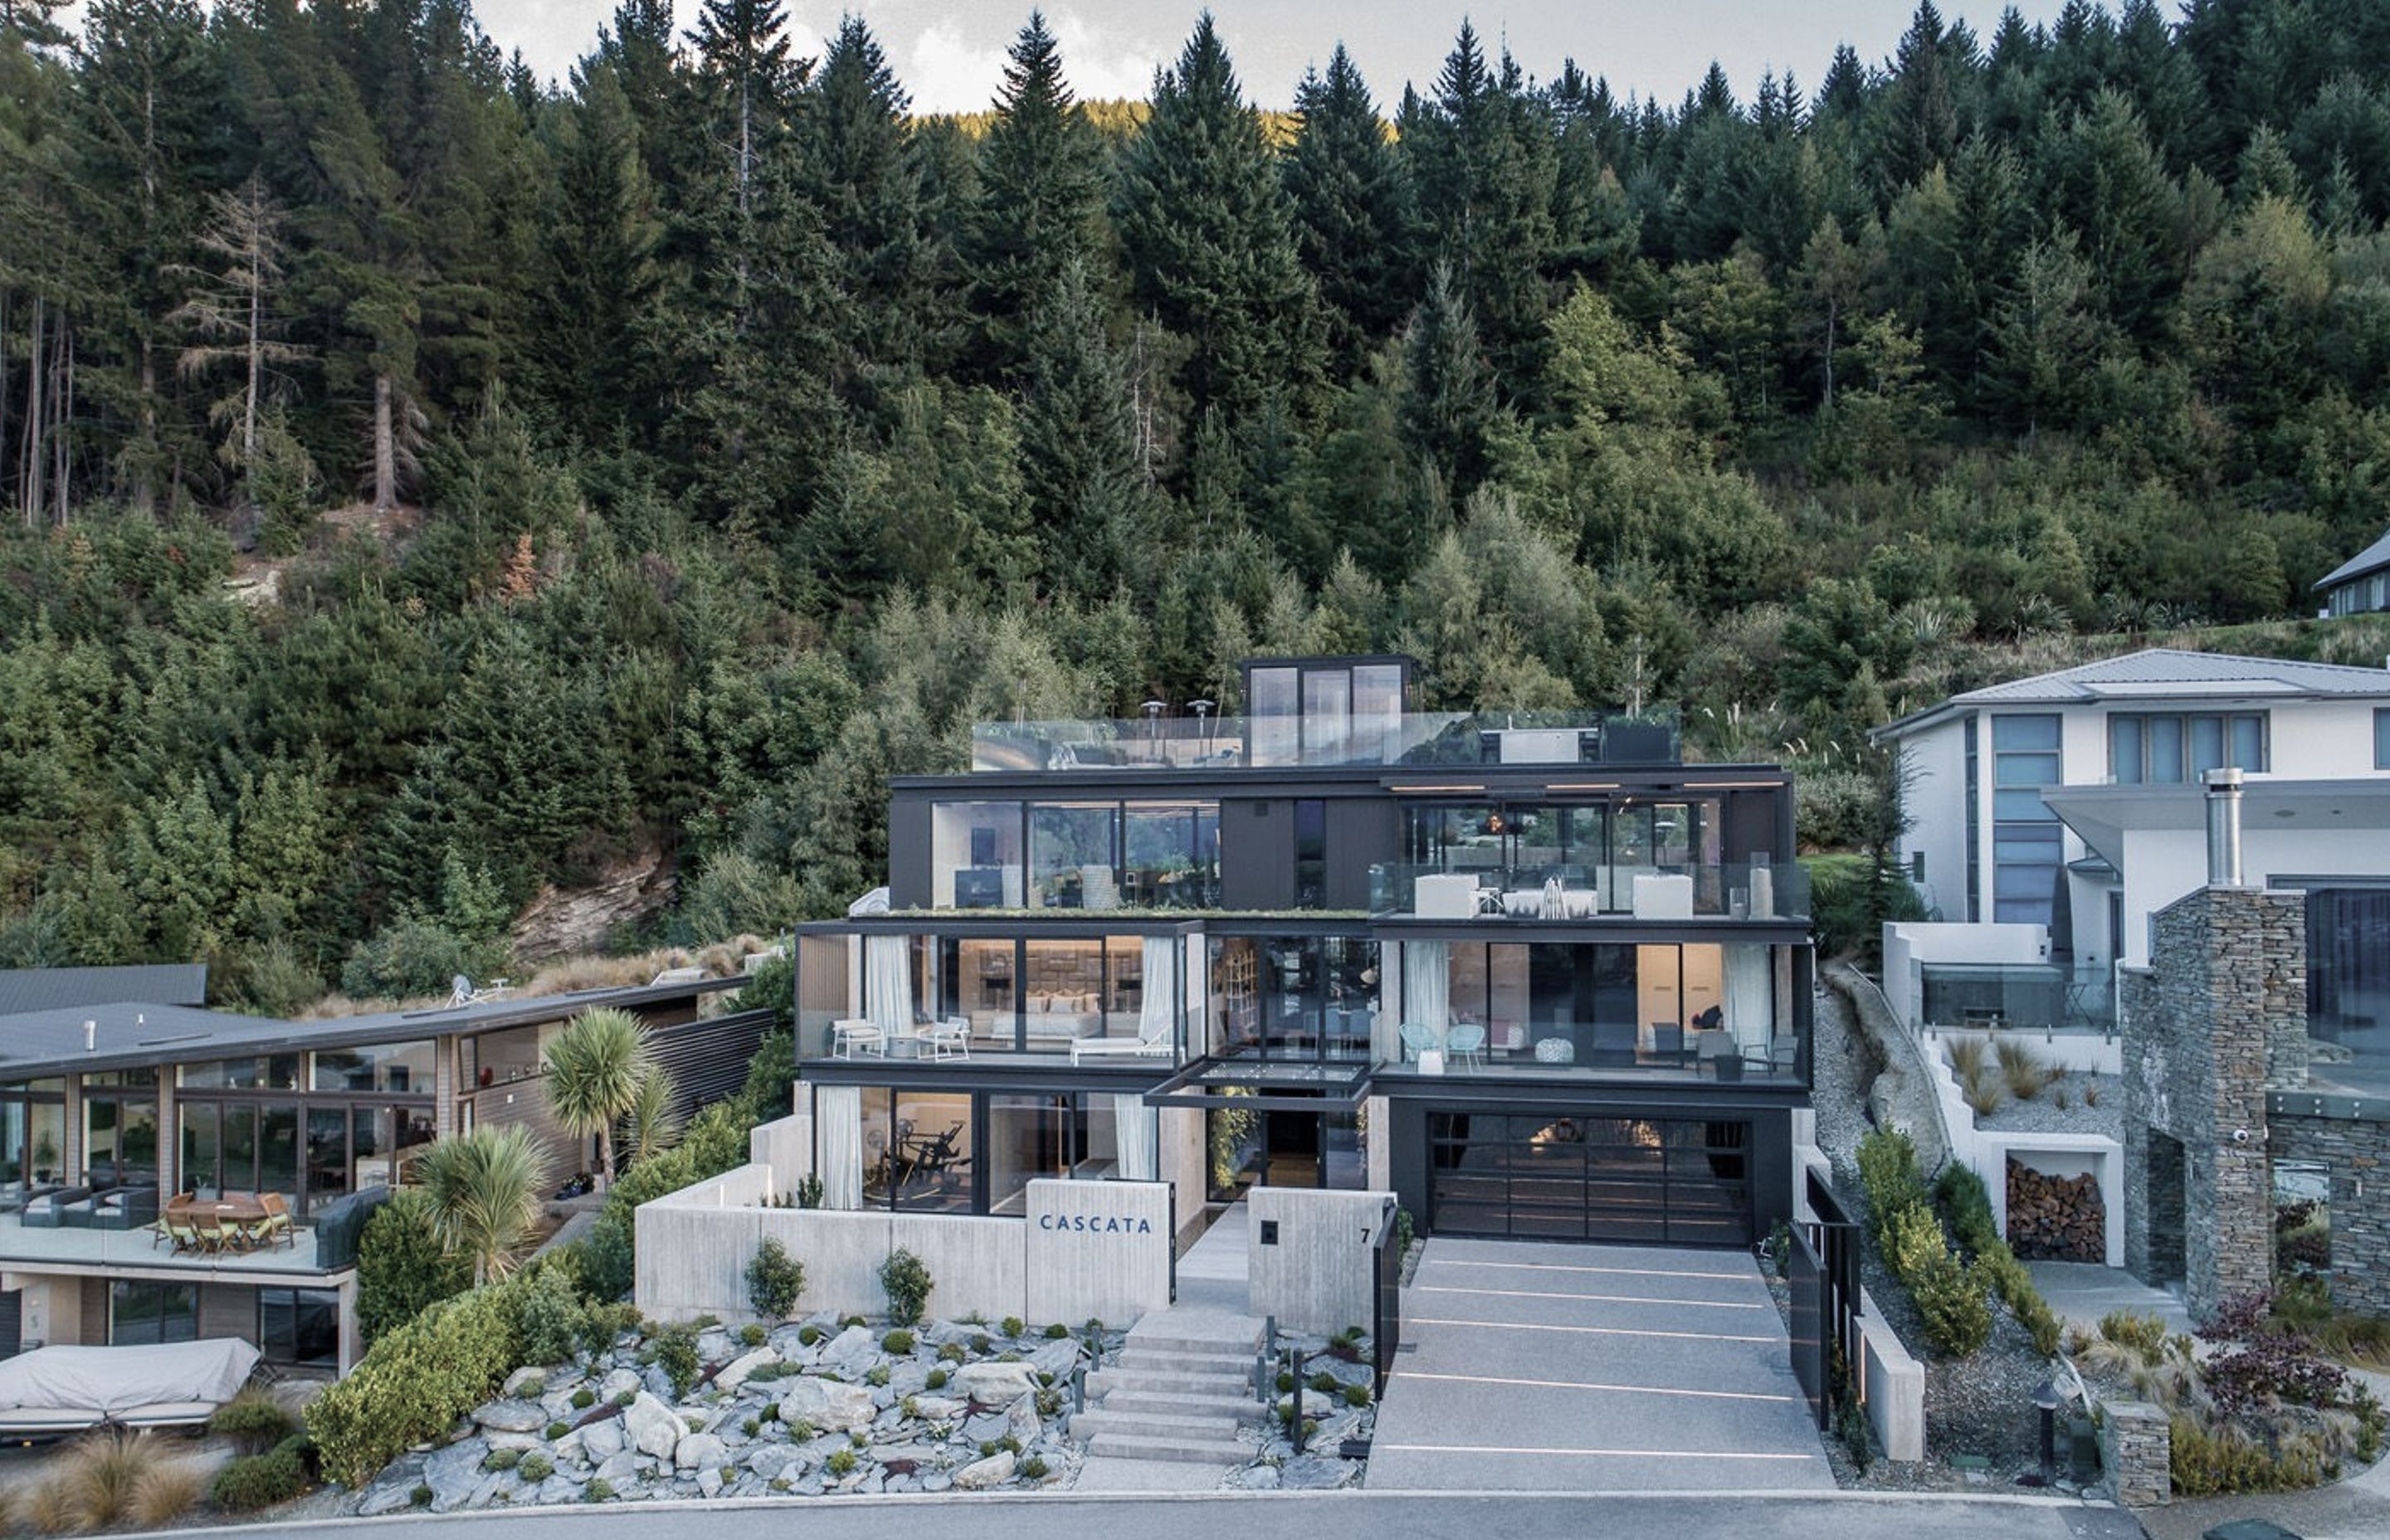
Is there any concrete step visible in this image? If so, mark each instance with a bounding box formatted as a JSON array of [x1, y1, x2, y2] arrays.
[[1127, 1328, 1263, 1357], [1088, 1367, 1251, 1399], [1072, 1407, 1243, 1442], [1086, 1431, 1251, 1466], [1110, 1347, 1256, 1376], [1099, 1389, 1268, 1425]]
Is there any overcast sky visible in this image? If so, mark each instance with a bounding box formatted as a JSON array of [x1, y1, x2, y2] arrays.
[[475, 2, 2079, 112]]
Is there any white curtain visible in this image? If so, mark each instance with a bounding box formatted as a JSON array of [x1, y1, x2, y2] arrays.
[[816, 1084, 864, 1210], [1139, 935, 1177, 1045], [1724, 943, 1773, 1053], [866, 934, 913, 1036], [1114, 1093, 1158, 1181], [1402, 940, 1450, 1043]]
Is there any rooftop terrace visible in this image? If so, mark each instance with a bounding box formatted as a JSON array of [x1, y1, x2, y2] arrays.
[[970, 707, 1683, 774]]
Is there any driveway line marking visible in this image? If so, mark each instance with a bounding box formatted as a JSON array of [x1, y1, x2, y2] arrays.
[[1410, 1314, 1779, 1345], [1374, 1443, 1821, 1462], [1393, 1370, 1802, 1404], [1425, 1259, 1750, 1282], [1416, 1284, 1766, 1310]]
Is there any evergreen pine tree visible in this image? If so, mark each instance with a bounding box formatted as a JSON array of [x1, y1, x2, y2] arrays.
[[967, 11, 1105, 383], [1398, 260, 1498, 502], [1114, 14, 1319, 429], [1019, 256, 1149, 599], [1284, 45, 1407, 373]]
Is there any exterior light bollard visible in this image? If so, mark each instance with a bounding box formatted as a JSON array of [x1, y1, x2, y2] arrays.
[[1290, 1348, 1306, 1454], [1071, 1365, 1086, 1414], [2033, 1379, 2062, 1487]]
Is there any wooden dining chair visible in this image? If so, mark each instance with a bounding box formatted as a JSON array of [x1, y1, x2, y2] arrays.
[[193, 1216, 229, 1255], [259, 1193, 295, 1250]]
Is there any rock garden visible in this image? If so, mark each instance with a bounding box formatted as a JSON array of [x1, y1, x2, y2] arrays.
[[354, 1311, 1118, 1513]]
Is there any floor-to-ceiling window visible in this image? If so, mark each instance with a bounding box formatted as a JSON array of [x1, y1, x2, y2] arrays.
[[1990, 714, 2064, 927], [0, 1079, 66, 1208], [2307, 886, 2390, 1093], [1209, 934, 1379, 1061], [179, 1050, 433, 1215], [80, 1070, 159, 1190]]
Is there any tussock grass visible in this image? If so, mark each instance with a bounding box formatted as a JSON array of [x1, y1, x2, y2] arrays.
[[1995, 1036, 2056, 1100], [129, 1459, 208, 1528]]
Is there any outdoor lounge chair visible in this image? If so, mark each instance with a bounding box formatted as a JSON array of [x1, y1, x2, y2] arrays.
[[1069, 1021, 1172, 1065], [919, 1017, 971, 1061], [1398, 1021, 1443, 1062], [1445, 1021, 1487, 1069]]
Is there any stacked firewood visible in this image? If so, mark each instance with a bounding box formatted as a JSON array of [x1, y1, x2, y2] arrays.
[[2006, 1160, 2105, 1261]]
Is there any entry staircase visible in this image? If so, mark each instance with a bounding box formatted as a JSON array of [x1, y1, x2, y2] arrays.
[[1076, 1309, 1264, 1466]]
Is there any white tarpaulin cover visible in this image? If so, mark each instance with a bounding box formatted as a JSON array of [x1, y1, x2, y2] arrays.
[[0, 1338, 260, 1415]]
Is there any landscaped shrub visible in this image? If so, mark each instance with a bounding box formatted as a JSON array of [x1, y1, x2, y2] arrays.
[[924, 1368, 949, 1390], [210, 1445, 310, 1513], [651, 1320, 703, 1397], [739, 1323, 768, 1348], [1995, 1036, 2056, 1100], [880, 1249, 932, 1327], [1885, 1202, 1991, 1357], [1856, 1128, 1927, 1245], [209, 1387, 297, 1455], [576, 1216, 636, 1303], [1000, 1316, 1025, 1338], [1932, 1164, 1999, 1255], [747, 1237, 805, 1319], [308, 1269, 539, 1487], [29, 1428, 173, 1531], [517, 1452, 554, 1483], [881, 1328, 915, 1354], [599, 1095, 760, 1267], [129, 1457, 207, 1529], [357, 1187, 469, 1346], [483, 1447, 522, 1473], [517, 1264, 588, 1367], [586, 1478, 615, 1502]]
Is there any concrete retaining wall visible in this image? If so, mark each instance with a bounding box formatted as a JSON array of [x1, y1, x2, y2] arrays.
[[1247, 1187, 1395, 1335], [1796, 1145, 1925, 1463], [749, 1112, 812, 1185], [634, 1167, 1170, 1327], [1917, 1036, 2126, 1267]]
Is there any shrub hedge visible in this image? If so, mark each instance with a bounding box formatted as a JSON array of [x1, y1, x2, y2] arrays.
[[308, 1267, 540, 1487], [210, 1445, 309, 1512]]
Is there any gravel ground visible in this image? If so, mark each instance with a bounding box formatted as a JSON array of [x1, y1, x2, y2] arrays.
[[1972, 1074, 2123, 1140]]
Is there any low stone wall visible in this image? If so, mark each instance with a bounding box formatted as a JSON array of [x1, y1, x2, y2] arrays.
[[1247, 1187, 1395, 1335], [635, 1167, 1172, 1328], [2097, 1398, 2170, 1507]]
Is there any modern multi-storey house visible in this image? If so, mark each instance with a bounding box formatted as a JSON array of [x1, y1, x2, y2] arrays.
[[1875, 648, 2390, 1068], [788, 655, 1813, 1252]]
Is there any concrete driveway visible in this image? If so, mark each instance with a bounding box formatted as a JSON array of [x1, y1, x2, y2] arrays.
[[1365, 1237, 1836, 1492]]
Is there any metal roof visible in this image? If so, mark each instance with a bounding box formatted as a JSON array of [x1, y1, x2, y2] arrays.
[[2316, 528, 2390, 591], [0, 977, 748, 1082], [0, 965, 207, 1016], [1881, 648, 2390, 737]]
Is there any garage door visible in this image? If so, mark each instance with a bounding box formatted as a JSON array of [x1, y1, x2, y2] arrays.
[[1427, 1114, 1752, 1247]]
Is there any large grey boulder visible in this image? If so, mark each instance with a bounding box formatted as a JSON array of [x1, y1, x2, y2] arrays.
[[778, 1375, 879, 1431], [954, 1361, 1036, 1405], [423, 1440, 488, 1513], [1002, 1393, 1041, 1446], [910, 1395, 965, 1422], [817, 1324, 880, 1378], [623, 1391, 684, 1460], [580, 1418, 624, 1463], [675, 1431, 728, 1471], [1027, 1339, 1082, 1380], [952, 1449, 1015, 1489], [597, 1367, 641, 1402], [474, 1399, 547, 1434], [500, 1366, 549, 1399], [715, 1347, 779, 1391]]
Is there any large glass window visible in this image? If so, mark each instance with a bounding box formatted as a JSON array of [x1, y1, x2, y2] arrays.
[[1123, 802, 1219, 909], [1435, 942, 1795, 1079], [110, 1281, 197, 1346], [1022, 939, 1105, 1046], [312, 1040, 435, 1094], [466, 1026, 543, 1090], [1303, 670, 1352, 765], [2375, 709, 2390, 771], [260, 1287, 340, 1367], [180, 1056, 300, 1092], [0, 1079, 66, 1208], [987, 1094, 1077, 1216], [1249, 666, 1299, 767], [1295, 800, 1327, 908], [1963, 715, 1982, 923], [1991, 715, 2064, 927], [2309, 887, 2390, 1093], [82, 1085, 159, 1191], [2109, 712, 2267, 783], [1030, 803, 1120, 909], [861, 1089, 973, 1214], [932, 800, 1023, 909]]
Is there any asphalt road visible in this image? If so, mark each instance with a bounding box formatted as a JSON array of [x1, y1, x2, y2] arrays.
[[155, 1490, 2149, 1540]]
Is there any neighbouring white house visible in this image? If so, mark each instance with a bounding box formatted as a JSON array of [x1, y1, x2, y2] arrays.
[[1873, 649, 2390, 1056], [2316, 525, 2390, 617]]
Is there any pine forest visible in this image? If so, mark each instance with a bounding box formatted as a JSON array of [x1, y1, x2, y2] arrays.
[[5, 0, 2390, 1001]]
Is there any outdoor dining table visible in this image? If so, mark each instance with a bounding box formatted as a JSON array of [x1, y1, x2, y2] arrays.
[[162, 1193, 272, 1254]]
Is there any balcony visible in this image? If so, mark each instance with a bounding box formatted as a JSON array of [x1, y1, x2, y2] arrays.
[[1369, 860, 1809, 924], [968, 708, 1682, 773], [0, 1211, 332, 1276]]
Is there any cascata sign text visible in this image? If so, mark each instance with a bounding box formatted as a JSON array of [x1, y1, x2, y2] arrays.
[[1037, 1212, 1154, 1235]]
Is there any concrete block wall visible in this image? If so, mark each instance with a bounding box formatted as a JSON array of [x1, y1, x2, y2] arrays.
[[1246, 1187, 1393, 1336]]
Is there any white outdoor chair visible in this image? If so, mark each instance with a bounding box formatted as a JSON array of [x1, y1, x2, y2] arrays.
[[832, 1019, 886, 1059]]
